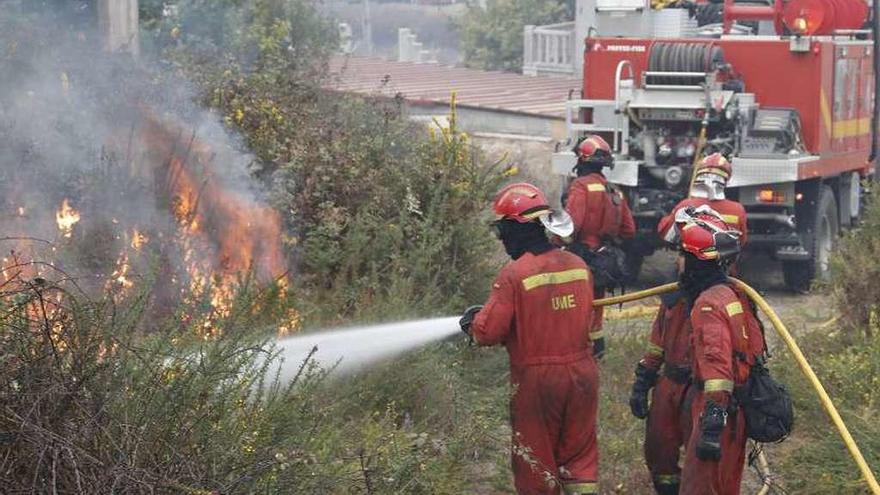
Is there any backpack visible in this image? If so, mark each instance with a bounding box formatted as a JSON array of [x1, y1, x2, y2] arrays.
[[567, 243, 629, 291], [567, 179, 631, 291], [731, 288, 794, 443], [735, 358, 795, 443], [596, 182, 627, 240]]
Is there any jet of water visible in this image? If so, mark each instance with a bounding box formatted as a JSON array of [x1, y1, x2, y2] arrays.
[[272, 317, 461, 380]]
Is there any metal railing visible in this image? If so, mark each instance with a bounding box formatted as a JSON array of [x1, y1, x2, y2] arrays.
[[523, 22, 576, 77]]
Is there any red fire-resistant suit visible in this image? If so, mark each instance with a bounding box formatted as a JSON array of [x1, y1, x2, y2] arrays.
[[472, 248, 599, 495], [565, 172, 635, 336], [680, 284, 764, 495], [639, 292, 694, 491], [658, 198, 749, 248]]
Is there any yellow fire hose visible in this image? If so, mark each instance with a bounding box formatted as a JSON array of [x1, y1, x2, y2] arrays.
[[594, 278, 880, 494]]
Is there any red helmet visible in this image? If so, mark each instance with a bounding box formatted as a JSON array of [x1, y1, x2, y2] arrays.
[[574, 134, 612, 161], [492, 183, 552, 223], [679, 210, 741, 262], [694, 153, 732, 182]]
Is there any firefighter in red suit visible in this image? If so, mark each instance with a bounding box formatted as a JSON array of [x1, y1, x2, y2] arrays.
[[628, 289, 694, 494], [657, 153, 748, 248], [460, 183, 600, 495], [564, 135, 635, 357], [674, 209, 764, 495]]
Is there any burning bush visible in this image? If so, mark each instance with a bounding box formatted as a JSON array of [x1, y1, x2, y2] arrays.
[[0, 265, 329, 493]]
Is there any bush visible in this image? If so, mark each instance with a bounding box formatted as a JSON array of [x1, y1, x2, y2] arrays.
[[830, 190, 880, 332], [159, 8, 506, 323]]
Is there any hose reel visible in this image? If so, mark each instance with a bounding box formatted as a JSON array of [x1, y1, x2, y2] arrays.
[[647, 42, 726, 85]]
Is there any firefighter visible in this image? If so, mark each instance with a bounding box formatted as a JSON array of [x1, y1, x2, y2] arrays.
[[674, 209, 763, 495], [657, 153, 748, 248], [564, 134, 636, 358], [460, 182, 600, 495], [628, 288, 693, 494]]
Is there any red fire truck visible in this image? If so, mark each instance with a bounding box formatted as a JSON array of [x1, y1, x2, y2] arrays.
[[553, 0, 877, 290]]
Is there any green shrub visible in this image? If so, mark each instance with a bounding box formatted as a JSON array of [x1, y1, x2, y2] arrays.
[[830, 191, 880, 332], [456, 0, 571, 72]]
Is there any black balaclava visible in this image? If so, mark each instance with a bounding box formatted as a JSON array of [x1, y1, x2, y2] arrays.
[[497, 219, 554, 260], [678, 252, 728, 307], [574, 155, 610, 177]]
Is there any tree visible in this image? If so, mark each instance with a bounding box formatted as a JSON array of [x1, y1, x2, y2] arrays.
[[457, 0, 570, 72]]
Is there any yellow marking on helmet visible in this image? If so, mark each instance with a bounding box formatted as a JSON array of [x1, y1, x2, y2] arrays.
[[726, 301, 743, 317], [586, 183, 606, 192], [721, 214, 739, 224], [504, 186, 539, 198], [698, 166, 730, 176], [704, 378, 734, 392], [521, 268, 589, 291], [521, 207, 552, 220]]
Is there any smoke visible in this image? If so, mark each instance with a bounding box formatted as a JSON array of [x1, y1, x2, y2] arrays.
[[0, 10, 287, 303]]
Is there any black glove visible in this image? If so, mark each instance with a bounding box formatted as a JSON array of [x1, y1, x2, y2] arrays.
[[459, 305, 483, 337], [592, 336, 606, 360], [629, 363, 658, 419], [696, 399, 727, 461]]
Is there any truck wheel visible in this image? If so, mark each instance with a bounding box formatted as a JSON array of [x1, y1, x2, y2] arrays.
[[783, 186, 838, 292]]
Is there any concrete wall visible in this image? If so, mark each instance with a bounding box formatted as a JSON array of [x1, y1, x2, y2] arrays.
[[98, 0, 139, 56], [408, 103, 566, 140]]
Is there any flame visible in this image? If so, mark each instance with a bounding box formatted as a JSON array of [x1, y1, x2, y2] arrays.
[[109, 251, 134, 291], [130, 229, 149, 251], [55, 199, 80, 238]]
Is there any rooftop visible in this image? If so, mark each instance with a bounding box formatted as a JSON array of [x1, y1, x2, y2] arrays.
[[327, 56, 581, 118]]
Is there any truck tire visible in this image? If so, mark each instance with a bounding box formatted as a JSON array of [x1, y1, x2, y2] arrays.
[[783, 186, 838, 292]]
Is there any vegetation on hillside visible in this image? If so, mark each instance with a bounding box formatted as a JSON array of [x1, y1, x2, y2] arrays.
[[1, 1, 508, 492], [457, 0, 572, 72], [4, 1, 879, 494]]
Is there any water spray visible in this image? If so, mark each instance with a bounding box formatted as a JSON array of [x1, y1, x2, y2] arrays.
[[272, 317, 460, 379]]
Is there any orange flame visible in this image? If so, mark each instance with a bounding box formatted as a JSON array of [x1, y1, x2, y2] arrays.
[[130, 229, 149, 251], [55, 199, 80, 238]]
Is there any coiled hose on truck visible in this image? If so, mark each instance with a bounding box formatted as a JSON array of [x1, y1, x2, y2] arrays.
[[594, 279, 880, 494]]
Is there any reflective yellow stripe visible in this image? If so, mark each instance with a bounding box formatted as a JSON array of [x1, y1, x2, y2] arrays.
[[704, 378, 734, 392], [563, 482, 598, 494], [586, 183, 605, 192], [720, 214, 739, 224], [820, 88, 832, 137], [833, 117, 871, 139], [647, 342, 664, 356], [590, 330, 605, 340], [522, 208, 551, 220], [726, 301, 743, 317], [697, 167, 730, 179], [522, 268, 589, 291], [656, 474, 681, 484]]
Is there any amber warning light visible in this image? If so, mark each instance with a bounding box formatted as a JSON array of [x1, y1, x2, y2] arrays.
[[757, 189, 786, 203]]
